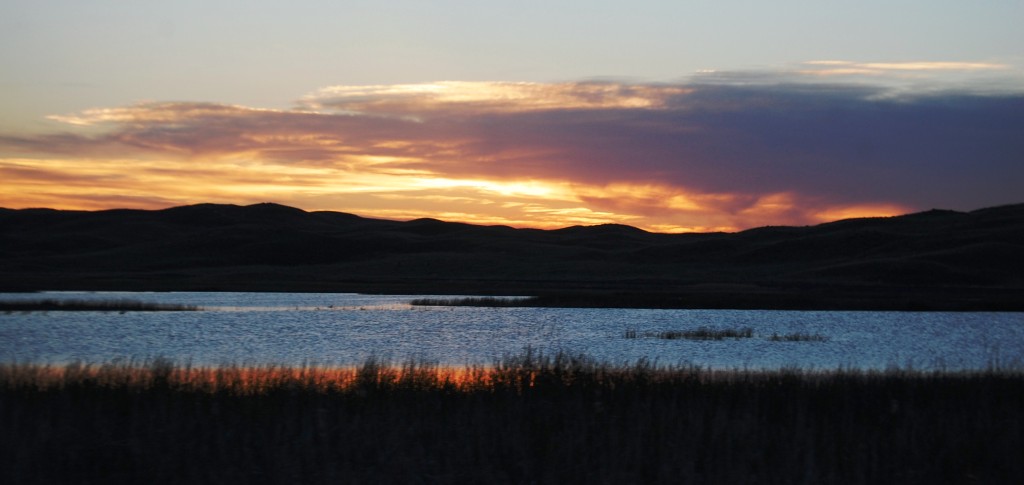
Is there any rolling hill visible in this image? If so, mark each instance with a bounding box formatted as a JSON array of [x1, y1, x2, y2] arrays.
[[2, 202, 1022, 310]]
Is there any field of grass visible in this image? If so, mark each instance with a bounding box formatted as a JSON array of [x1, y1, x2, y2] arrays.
[[2, 354, 1022, 484]]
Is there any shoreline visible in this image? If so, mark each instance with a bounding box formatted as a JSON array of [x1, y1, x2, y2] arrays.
[[4, 282, 1023, 311]]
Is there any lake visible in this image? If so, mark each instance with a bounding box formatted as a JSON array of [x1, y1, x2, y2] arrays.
[[2, 291, 1023, 370]]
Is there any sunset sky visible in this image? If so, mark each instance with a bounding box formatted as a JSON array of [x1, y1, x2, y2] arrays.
[[2, 1, 1022, 232]]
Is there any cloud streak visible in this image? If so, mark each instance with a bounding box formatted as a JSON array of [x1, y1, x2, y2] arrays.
[[2, 64, 1022, 231], [301, 81, 691, 115], [801, 60, 1009, 75]]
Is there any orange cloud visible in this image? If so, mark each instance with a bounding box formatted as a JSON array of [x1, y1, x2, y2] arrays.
[[3, 74, 1020, 232], [301, 81, 691, 116]]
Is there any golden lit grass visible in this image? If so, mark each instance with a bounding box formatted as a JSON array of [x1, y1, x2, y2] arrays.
[[0, 360, 493, 394], [2, 355, 1017, 395]]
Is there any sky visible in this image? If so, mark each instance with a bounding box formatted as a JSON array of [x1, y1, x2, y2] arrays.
[[2, 1, 1022, 232]]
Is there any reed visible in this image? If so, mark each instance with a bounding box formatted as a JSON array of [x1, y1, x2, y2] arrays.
[[2, 355, 1022, 484]]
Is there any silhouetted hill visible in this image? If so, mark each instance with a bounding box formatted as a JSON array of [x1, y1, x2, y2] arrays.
[[1, 202, 1022, 309]]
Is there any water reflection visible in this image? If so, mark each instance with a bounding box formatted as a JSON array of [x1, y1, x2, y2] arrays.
[[1, 292, 1022, 370]]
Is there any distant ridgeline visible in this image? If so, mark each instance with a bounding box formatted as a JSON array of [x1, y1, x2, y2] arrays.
[[1, 202, 1022, 310]]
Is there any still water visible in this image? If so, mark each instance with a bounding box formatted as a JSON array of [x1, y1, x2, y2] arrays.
[[2, 292, 1023, 370]]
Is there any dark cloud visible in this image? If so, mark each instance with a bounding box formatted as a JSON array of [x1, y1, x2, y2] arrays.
[[374, 84, 1024, 210]]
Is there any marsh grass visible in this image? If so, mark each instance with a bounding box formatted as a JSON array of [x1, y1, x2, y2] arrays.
[[2, 354, 1022, 484], [409, 296, 537, 307], [625, 327, 830, 342], [0, 299, 198, 312], [770, 332, 830, 342], [625, 326, 754, 340]]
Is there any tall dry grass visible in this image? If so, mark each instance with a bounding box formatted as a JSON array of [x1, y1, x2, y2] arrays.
[[2, 354, 1022, 483]]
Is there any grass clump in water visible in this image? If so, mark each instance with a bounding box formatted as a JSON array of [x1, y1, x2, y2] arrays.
[[625, 326, 754, 340], [769, 332, 829, 342]]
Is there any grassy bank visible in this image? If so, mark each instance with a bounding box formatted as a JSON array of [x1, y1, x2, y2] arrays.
[[406, 291, 1024, 311], [409, 296, 538, 307], [0, 299, 198, 312], [2, 355, 1022, 484]]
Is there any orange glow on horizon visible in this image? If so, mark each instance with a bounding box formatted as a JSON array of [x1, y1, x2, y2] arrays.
[[811, 204, 910, 223], [0, 156, 915, 232]]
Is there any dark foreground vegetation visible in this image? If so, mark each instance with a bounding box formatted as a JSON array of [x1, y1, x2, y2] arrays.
[[2, 355, 1022, 484], [0, 299, 198, 312], [2, 202, 1023, 310]]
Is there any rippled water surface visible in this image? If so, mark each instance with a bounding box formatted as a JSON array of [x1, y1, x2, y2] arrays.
[[2, 292, 1023, 369]]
